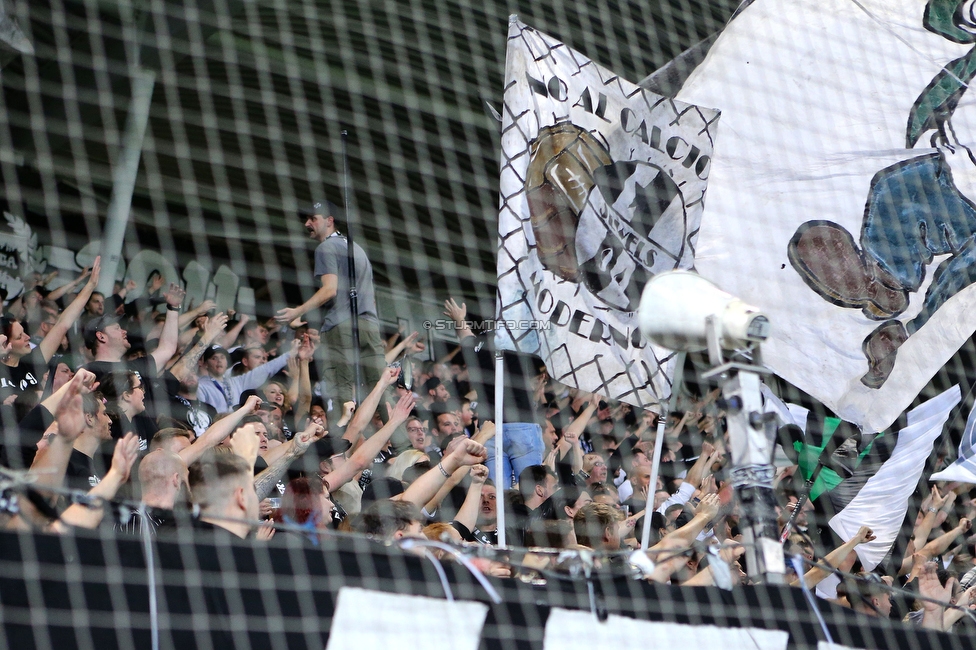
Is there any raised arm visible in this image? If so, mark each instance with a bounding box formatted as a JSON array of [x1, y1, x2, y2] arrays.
[[55, 433, 139, 530], [422, 437, 473, 513], [218, 313, 248, 349], [180, 395, 261, 466], [285, 353, 301, 407], [794, 526, 876, 589], [169, 312, 228, 383], [230, 424, 260, 472], [32, 365, 97, 424], [915, 486, 951, 549], [20, 370, 98, 528], [293, 335, 315, 426], [557, 398, 597, 472], [453, 464, 489, 533], [683, 441, 716, 491], [224, 348, 293, 401], [918, 561, 954, 631], [385, 331, 426, 364], [398, 438, 487, 509], [44, 264, 91, 303], [253, 421, 325, 500], [942, 584, 976, 629], [342, 366, 399, 445], [472, 420, 495, 447], [564, 399, 597, 445], [917, 518, 972, 562], [443, 298, 473, 341], [178, 299, 216, 331], [654, 493, 720, 549], [150, 284, 187, 370], [38, 257, 101, 363], [323, 392, 416, 493]]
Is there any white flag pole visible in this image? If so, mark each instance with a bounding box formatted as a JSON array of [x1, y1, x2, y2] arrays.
[[640, 352, 685, 550], [494, 351, 506, 547]]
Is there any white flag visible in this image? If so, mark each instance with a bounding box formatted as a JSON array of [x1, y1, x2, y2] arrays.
[[677, 0, 976, 432], [495, 18, 719, 407], [930, 398, 976, 482], [829, 385, 960, 570]]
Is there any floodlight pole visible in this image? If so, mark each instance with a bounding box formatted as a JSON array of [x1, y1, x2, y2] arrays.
[[340, 131, 362, 403], [701, 317, 784, 584]]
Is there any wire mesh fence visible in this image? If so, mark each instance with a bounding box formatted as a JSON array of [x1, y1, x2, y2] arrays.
[[1, 0, 976, 648]]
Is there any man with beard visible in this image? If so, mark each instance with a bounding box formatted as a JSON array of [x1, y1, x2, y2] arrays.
[[166, 373, 217, 437], [82, 282, 185, 427], [84, 282, 185, 379], [508, 465, 558, 547], [275, 200, 384, 405]]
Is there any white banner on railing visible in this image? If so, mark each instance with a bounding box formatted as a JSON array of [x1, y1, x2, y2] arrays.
[[326, 587, 488, 650], [542, 608, 789, 650]]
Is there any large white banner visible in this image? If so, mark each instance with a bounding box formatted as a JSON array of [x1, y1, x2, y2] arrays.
[[678, 0, 976, 432], [495, 18, 719, 407], [931, 397, 976, 482]]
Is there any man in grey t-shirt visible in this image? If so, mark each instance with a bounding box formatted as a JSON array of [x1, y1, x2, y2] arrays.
[[276, 200, 385, 404]]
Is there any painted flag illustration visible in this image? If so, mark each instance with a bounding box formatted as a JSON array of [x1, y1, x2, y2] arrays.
[[494, 17, 720, 408], [677, 0, 976, 432]]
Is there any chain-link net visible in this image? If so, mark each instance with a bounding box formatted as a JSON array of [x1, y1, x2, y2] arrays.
[[1, 0, 976, 648]]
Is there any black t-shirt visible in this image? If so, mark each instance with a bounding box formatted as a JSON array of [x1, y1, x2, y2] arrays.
[[0, 348, 46, 398], [65, 449, 102, 492], [109, 412, 157, 452], [158, 516, 252, 541], [85, 357, 155, 385], [164, 395, 218, 438], [85, 356, 158, 406]]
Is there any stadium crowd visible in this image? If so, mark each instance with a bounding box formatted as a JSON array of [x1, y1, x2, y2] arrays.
[[1, 208, 975, 632]]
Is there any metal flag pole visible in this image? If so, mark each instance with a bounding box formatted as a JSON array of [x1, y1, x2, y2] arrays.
[[340, 130, 363, 404], [494, 351, 506, 547], [641, 352, 685, 550]]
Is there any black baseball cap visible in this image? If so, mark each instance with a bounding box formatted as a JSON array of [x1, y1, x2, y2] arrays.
[[83, 315, 122, 350], [298, 199, 343, 220], [202, 345, 231, 362]]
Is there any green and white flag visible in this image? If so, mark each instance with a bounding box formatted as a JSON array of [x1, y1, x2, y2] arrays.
[[829, 385, 959, 570]]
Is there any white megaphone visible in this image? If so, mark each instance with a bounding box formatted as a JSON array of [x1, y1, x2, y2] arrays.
[[638, 271, 770, 352]]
